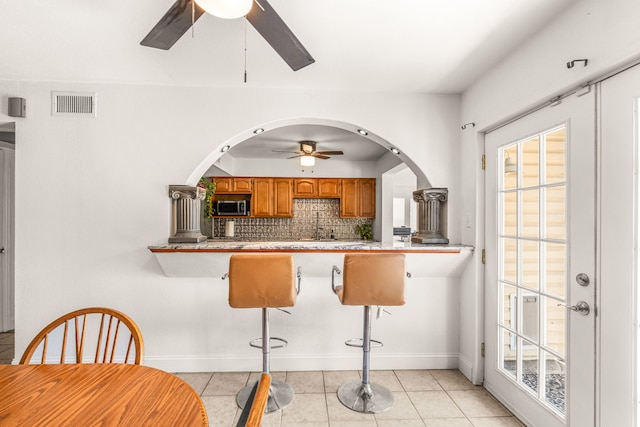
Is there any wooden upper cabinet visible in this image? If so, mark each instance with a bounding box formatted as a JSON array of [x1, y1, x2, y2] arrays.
[[213, 177, 232, 193], [293, 178, 340, 198], [213, 177, 252, 194], [232, 177, 253, 193], [293, 178, 316, 198], [251, 178, 273, 217], [273, 178, 293, 217], [340, 179, 359, 218], [340, 178, 376, 218], [252, 178, 293, 217], [216, 176, 371, 218], [359, 178, 376, 218], [317, 178, 341, 198]]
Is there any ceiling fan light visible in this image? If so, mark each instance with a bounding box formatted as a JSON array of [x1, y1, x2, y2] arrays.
[[300, 141, 316, 154], [300, 155, 315, 167], [195, 0, 253, 19]]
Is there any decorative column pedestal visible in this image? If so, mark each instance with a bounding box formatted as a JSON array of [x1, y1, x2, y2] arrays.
[[412, 188, 449, 244], [169, 185, 207, 243]]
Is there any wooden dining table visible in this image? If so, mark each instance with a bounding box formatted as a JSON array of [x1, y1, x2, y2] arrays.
[[0, 363, 208, 426]]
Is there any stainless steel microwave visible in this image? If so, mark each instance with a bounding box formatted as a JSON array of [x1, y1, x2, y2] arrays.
[[216, 200, 249, 216]]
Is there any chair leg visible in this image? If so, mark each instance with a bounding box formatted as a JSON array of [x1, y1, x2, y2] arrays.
[[262, 307, 270, 374], [362, 305, 372, 385], [236, 308, 295, 413], [337, 306, 394, 413]]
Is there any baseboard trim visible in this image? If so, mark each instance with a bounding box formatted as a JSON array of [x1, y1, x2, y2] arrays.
[[145, 353, 460, 373], [457, 354, 474, 383]]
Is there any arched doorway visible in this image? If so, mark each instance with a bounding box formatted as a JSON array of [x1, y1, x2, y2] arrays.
[[185, 117, 436, 243]]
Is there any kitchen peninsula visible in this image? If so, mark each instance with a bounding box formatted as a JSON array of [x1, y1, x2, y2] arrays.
[[149, 240, 472, 277], [147, 240, 473, 373], [152, 183, 473, 374]]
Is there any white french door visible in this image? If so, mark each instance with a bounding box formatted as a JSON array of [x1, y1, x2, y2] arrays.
[[598, 64, 640, 426], [484, 90, 596, 426]]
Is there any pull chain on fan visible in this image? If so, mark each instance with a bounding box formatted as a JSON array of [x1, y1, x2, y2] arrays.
[[140, 0, 315, 72], [244, 18, 248, 83], [191, 0, 195, 37]]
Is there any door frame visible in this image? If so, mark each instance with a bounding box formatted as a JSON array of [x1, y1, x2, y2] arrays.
[[596, 66, 640, 426], [482, 90, 597, 427], [0, 136, 15, 333]]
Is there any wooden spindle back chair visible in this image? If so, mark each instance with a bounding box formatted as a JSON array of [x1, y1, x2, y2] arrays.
[[236, 373, 271, 427], [19, 307, 144, 365]]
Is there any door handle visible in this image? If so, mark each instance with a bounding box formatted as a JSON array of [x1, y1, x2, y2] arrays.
[[0, 247, 4, 254], [557, 301, 590, 315]]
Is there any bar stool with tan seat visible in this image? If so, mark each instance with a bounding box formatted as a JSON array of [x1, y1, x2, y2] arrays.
[[331, 253, 406, 413], [226, 253, 300, 414]]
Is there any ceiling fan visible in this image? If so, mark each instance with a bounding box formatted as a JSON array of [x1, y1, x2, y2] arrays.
[[274, 141, 344, 163], [140, 0, 315, 71]]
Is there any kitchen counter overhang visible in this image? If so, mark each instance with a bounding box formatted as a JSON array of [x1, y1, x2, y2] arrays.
[[148, 241, 474, 278]]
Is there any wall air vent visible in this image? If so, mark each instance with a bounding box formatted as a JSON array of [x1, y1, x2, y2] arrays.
[[52, 92, 97, 117]]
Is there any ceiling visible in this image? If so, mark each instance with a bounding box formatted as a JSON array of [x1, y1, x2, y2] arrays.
[[228, 124, 389, 161], [1, 0, 578, 164], [0, 0, 578, 93]]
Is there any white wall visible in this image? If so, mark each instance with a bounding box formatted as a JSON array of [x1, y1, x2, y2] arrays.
[[393, 167, 418, 230], [0, 82, 463, 370], [462, 0, 640, 128], [459, 0, 640, 421], [149, 250, 472, 371], [223, 158, 380, 178]]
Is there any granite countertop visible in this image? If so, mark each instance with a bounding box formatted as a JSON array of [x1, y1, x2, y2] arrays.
[[148, 239, 474, 253]]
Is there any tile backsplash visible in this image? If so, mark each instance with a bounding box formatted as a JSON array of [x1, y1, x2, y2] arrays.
[[208, 199, 373, 240]]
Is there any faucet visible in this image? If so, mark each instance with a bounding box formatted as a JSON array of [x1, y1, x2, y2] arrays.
[[315, 211, 323, 240]]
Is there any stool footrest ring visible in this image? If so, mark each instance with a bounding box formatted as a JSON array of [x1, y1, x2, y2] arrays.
[[345, 338, 383, 348], [250, 337, 288, 349]]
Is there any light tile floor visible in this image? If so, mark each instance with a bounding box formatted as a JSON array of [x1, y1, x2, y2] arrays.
[[0, 331, 523, 427], [176, 369, 525, 427]]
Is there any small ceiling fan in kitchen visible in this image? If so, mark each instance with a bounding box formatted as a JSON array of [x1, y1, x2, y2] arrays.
[[140, 0, 315, 72], [273, 141, 344, 166]]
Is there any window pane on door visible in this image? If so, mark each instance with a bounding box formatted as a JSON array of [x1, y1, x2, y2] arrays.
[[543, 351, 565, 414], [503, 192, 517, 236], [501, 283, 518, 329], [523, 136, 540, 187], [522, 240, 540, 291], [522, 337, 539, 394], [502, 328, 517, 379], [546, 129, 566, 184], [497, 125, 567, 416], [546, 186, 566, 240], [504, 145, 518, 190], [501, 238, 518, 284], [544, 296, 566, 357], [522, 189, 540, 238], [544, 242, 566, 299], [522, 294, 539, 343]]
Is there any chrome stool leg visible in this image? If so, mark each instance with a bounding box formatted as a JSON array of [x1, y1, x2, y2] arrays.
[[337, 306, 394, 413], [236, 308, 294, 413]]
